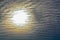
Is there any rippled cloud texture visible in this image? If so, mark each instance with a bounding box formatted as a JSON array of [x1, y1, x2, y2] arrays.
[[0, 0, 60, 40]]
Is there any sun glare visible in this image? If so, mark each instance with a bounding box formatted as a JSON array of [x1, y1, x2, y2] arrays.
[[11, 9, 31, 26]]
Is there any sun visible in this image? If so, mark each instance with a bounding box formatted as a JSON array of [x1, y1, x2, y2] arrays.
[[4, 3, 36, 33], [11, 9, 31, 27]]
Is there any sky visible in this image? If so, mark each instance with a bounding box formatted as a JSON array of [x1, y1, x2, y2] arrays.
[[0, 0, 60, 40]]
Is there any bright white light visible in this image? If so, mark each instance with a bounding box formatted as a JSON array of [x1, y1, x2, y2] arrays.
[[11, 9, 31, 26]]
